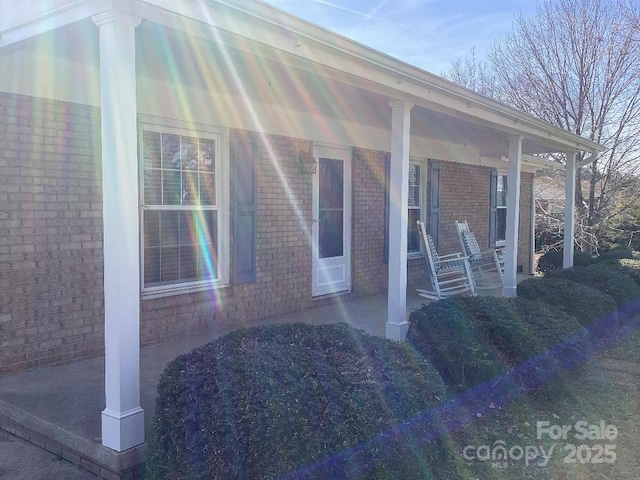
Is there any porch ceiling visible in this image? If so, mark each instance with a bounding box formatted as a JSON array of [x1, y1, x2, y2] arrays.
[[1, 0, 602, 158]]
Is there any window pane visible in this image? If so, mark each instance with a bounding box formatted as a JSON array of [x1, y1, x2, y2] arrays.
[[143, 131, 162, 169], [200, 173, 216, 206], [144, 211, 160, 248], [497, 175, 508, 207], [199, 139, 215, 173], [143, 168, 162, 205], [144, 247, 161, 285], [408, 209, 421, 253], [161, 211, 180, 247], [161, 246, 180, 282], [162, 134, 180, 169], [197, 212, 217, 279], [163, 169, 182, 205], [181, 137, 199, 171], [180, 244, 198, 279], [198, 242, 217, 278], [408, 164, 421, 207], [497, 208, 507, 242], [182, 171, 199, 205]]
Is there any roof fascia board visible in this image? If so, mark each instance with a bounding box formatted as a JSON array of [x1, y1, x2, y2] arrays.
[[139, 0, 602, 154], [0, 0, 110, 48]]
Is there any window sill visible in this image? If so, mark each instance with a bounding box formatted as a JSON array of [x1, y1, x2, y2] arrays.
[[141, 281, 229, 300]]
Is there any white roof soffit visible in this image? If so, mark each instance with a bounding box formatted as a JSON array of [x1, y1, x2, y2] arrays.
[[0, 0, 111, 48], [0, 0, 605, 156], [140, 0, 603, 155]]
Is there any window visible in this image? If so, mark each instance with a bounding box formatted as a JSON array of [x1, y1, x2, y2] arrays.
[[140, 124, 228, 294], [407, 163, 423, 254], [496, 174, 507, 244]]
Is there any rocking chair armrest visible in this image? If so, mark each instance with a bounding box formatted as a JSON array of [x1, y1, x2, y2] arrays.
[[438, 252, 464, 260], [436, 255, 470, 265], [474, 249, 500, 259]]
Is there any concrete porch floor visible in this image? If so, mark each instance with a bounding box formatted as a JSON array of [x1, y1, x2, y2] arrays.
[[0, 289, 431, 479], [0, 282, 514, 479]]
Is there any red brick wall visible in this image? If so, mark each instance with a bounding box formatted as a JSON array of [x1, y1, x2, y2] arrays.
[[0, 93, 104, 375], [435, 160, 533, 275], [352, 148, 388, 294], [1, 93, 534, 374]]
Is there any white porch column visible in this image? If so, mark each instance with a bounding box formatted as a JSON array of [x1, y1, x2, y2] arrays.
[[502, 136, 523, 298], [386, 101, 413, 341], [92, 10, 144, 452], [563, 151, 577, 268]]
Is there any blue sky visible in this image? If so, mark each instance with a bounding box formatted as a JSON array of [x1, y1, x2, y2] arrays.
[[262, 0, 537, 74]]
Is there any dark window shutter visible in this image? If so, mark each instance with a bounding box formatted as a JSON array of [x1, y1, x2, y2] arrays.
[[428, 161, 440, 248], [384, 155, 390, 264], [232, 134, 257, 284], [489, 170, 498, 248]]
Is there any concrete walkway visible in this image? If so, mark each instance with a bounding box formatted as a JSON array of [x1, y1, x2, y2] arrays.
[[0, 290, 428, 479]]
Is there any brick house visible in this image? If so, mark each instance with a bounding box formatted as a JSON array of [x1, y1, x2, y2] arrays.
[[1, 0, 602, 452]]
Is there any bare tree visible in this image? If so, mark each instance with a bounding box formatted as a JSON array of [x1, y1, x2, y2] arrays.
[[441, 48, 496, 98], [445, 0, 640, 252]]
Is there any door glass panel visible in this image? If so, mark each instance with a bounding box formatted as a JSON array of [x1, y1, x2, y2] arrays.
[[319, 158, 343, 209], [319, 210, 344, 258], [319, 158, 344, 259]]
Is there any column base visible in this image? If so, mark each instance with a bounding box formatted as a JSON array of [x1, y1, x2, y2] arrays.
[[386, 321, 409, 342], [501, 286, 517, 298], [102, 407, 145, 452]]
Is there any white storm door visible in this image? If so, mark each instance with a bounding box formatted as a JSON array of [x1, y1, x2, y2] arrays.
[[312, 145, 352, 297]]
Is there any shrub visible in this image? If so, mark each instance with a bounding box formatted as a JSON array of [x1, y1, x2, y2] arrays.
[[536, 248, 594, 274], [517, 277, 617, 327], [408, 296, 593, 395], [407, 298, 505, 391], [574, 250, 596, 267], [614, 258, 640, 287], [511, 298, 592, 369], [147, 323, 462, 480], [546, 262, 640, 309], [594, 247, 635, 262]]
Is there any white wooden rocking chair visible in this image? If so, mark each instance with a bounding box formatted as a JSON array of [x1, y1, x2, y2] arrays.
[[416, 220, 475, 300], [455, 220, 504, 290]]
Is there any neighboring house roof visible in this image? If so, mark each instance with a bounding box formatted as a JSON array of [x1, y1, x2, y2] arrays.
[[0, 0, 604, 159], [535, 175, 603, 210]]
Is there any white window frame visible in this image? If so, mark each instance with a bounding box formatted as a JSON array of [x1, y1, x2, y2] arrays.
[[138, 117, 230, 299], [408, 159, 426, 257], [496, 171, 508, 247]]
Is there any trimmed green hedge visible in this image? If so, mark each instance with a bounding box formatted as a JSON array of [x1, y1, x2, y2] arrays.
[[147, 323, 465, 480], [601, 258, 640, 288], [407, 296, 591, 393], [536, 249, 594, 274], [517, 277, 617, 327], [594, 248, 635, 262], [546, 261, 640, 309], [407, 298, 505, 391]]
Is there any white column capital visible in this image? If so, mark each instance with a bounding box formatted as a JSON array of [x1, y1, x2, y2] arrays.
[[92, 10, 142, 28], [389, 100, 414, 110]]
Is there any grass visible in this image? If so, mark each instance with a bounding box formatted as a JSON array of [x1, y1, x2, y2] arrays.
[[445, 316, 640, 479]]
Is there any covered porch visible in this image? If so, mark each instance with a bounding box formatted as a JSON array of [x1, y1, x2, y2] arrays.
[[0, 286, 500, 478]]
